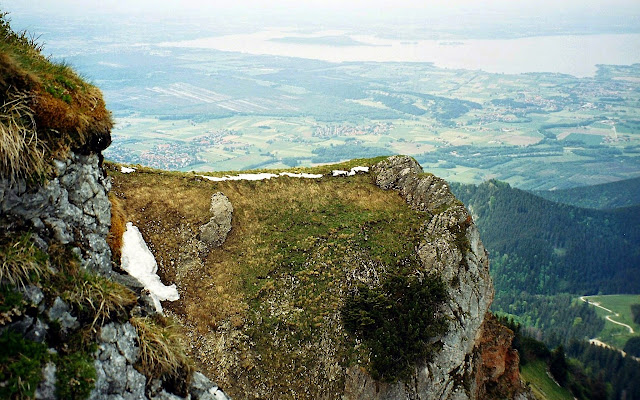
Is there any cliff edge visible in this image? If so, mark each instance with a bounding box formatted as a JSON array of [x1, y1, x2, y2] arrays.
[[111, 156, 532, 399], [1, 13, 529, 399]]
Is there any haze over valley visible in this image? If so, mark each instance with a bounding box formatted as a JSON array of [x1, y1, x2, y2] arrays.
[[5, 0, 640, 190]]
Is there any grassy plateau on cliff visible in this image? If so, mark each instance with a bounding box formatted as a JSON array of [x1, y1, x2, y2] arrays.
[[109, 158, 450, 398]]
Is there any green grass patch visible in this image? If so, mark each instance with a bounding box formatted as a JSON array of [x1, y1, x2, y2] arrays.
[[521, 359, 574, 400], [0, 330, 48, 399], [55, 351, 97, 400], [581, 295, 640, 349]]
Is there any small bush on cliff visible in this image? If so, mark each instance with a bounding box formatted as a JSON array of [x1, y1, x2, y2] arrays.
[[342, 272, 449, 382]]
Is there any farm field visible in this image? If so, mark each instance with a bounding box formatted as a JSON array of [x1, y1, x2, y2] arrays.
[[580, 294, 640, 349], [72, 47, 640, 190]]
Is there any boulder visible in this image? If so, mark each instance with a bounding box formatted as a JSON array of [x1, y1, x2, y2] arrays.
[[199, 192, 233, 247]]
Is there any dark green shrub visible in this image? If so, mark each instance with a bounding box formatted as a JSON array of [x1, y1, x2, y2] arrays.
[[0, 330, 48, 399], [55, 351, 96, 400], [342, 273, 448, 382]]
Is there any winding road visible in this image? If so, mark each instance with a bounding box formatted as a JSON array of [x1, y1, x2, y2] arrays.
[[579, 296, 635, 334]]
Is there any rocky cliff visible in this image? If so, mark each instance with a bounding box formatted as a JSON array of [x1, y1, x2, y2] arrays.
[[342, 156, 528, 399], [0, 16, 230, 400], [110, 157, 532, 400]]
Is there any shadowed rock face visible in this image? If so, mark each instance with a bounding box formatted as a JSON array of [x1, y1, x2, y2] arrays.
[[341, 156, 528, 400], [474, 314, 525, 400]]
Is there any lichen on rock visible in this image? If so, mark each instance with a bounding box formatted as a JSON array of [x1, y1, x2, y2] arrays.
[[1, 151, 113, 275]]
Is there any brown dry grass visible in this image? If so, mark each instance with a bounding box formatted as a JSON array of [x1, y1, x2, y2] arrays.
[[130, 315, 194, 385], [107, 193, 127, 263], [110, 164, 426, 398], [64, 275, 137, 331], [0, 15, 113, 182], [33, 85, 112, 152], [0, 233, 48, 289], [0, 90, 48, 182]]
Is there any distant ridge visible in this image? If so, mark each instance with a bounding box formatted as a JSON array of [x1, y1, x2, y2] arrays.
[[533, 176, 640, 209]]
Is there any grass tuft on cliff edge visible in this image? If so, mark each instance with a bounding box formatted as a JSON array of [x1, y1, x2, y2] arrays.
[[0, 12, 112, 183]]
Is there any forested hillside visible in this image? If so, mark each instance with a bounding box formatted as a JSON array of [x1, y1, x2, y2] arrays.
[[450, 180, 640, 399], [450, 180, 640, 295], [534, 176, 640, 209]]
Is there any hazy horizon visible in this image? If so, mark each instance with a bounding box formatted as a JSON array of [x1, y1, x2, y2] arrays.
[[2, 0, 639, 188], [3, 0, 640, 40]]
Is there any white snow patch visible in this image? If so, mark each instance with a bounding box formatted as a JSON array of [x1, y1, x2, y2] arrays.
[[198, 171, 322, 182], [197, 166, 368, 182], [350, 166, 369, 174], [198, 173, 278, 182], [120, 222, 179, 313], [278, 172, 323, 179], [121, 166, 136, 173], [332, 166, 369, 176]]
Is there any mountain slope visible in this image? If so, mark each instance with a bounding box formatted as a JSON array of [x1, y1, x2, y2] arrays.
[[450, 180, 640, 295], [533, 176, 640, 209]]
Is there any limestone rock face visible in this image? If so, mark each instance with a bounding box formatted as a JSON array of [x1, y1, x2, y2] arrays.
[[91, 322, 147, 400], [91, 322, 232, 400], [199, 192, 233, 247], [0, 152, 113, 274], [0, 149, 234, 399], [342, 155, 523, 400]]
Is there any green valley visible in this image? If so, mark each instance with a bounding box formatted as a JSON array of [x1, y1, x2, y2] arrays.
[[580, 295, 640, 349]]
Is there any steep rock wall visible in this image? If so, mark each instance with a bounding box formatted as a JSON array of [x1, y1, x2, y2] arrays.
[[0, 150, 232, 399], [0, 152, 112, 275], [474, 313, 524, 399], [342, 156, 526, 399]]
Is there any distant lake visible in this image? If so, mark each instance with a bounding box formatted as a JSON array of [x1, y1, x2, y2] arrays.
[[160, 31, 640, 77]]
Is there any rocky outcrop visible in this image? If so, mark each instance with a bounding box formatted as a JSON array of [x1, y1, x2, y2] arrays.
[[199, 192, 233, 247], [91, 322, 147, 400], [0, 151, 113, 275], [91, 322, 231, 400], [342, 155, 525, 399], [474, 313, 527, 399]]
